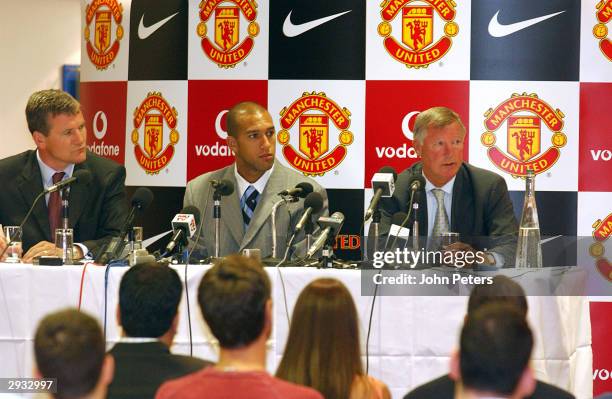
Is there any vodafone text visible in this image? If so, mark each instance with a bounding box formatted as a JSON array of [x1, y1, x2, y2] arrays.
[[375, 143, 418, 159], [591, 149, 611, 161], [594, 369, 612, 381], [194, 143, 233, 157]]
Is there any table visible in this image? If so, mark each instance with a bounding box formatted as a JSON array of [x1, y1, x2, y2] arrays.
[[0, 264, 593, 398]]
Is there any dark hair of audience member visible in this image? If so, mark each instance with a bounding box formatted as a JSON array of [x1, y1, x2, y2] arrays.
[[276, 278, 367, 399], [35, 309, 105, 399], [467, 275, 528, 318], [119, 262, 182, 337], [460, 303, 533, 395], [197, 254, 270, 348]]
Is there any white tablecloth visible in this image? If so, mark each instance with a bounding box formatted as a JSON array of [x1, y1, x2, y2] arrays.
[[0, 264, 593, 398]]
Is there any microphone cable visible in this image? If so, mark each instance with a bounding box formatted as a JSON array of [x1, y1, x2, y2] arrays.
[[183, 213, 205, 357], [366, 188, 416, 374]]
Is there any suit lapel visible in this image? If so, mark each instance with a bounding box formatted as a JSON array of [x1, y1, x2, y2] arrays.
[[451, 164, 474, 238], [16, 153, 50, 240], [68, 162, 90, 228], [220, 166, 244, 246], [241, 165, 285, 249]]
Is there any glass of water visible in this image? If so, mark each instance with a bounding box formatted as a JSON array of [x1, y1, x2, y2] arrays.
[[3, 225, 23, 263]]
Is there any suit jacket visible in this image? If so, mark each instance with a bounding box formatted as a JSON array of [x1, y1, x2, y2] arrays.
[[403, 374, 575, 399], [108, 341, 212, 399], [0, 150, 128, 257], [375, 162, 518, 266], [184, 162, 328, 259]]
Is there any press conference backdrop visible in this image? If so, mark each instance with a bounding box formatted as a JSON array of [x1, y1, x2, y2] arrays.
[[80, 0, 611, 393]]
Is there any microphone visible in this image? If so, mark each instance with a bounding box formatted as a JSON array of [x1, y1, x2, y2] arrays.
[[306, 212, 345, 259], [165, 206, 201, 254], [295, 192, 324, 233], [45, 169, 93, 194], [278, 182, 313, 198], [211, 179, 234, 196], [385, 211, 410, 250], [94, 187, 154, 264], [364, 166, 397, 222], [408, 173, 426, 193]]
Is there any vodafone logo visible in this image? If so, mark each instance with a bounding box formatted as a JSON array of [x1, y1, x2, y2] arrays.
[[93, 111, 107, 139], [87, 110, 120, 157], [591, 149, 612, 161], [375, 111, 419, 159], [594, 368, 612, 380], [194, 110, 233, 157]]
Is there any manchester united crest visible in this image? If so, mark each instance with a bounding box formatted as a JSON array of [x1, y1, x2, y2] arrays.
[[480, 93, 567, 178], [84, 0, 123, 70], [277, 92, 353, 176], [594, 0, 612, 61], [197, 0, 259, 68], [131, 92, 179, 174], [378, 0, 458, 68], [590, 213, 612, 283]]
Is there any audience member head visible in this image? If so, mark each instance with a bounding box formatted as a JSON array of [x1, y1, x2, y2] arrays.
[[118, 262, 182, 344], [467, 275, 528, 318], [198, 254, 271, 349], [276, 278, 363, 399], [451, 303, 535, 398], [34, 308, 113, 399]]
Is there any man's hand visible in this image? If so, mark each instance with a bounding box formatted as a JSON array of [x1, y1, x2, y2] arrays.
[[0, 230, 8, 262], [22, 241, 61, 263], [443, 241, 496, 267]]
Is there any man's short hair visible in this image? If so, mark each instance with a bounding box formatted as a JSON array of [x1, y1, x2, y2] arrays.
[[467, 275, 528, 318], [35, 309, 105, 399], [119, 263, 182, 338], [198, 254, 270, 348], [225, 101, 268, 137], [25, 89, 80, 135], [413, 106, 465, 144], [460, 303, 533, 395]]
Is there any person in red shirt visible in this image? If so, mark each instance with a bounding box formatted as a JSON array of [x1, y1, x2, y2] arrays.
[[155, 255, 322, 399]]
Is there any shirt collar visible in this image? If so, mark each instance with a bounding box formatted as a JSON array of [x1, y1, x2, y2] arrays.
[[234, 163, 274, 199], [36, 150, 75, 188], [423, 172, 456, 196]]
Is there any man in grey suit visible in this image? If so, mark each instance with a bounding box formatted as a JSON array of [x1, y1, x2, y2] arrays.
[[376, 106, 517, 267], [184, 102, 328, 259]]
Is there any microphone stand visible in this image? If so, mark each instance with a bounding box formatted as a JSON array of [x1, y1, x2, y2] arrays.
[[305, 218, 314, 252], [61, 187, 70, 230], [270, 196, 298, 259], [213, 190, 222, 259], [412, 202, 419, 250], [365, 208, 381, 261]]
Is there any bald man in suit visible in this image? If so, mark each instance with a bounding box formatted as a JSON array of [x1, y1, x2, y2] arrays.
[[184, 102, 327, 259]]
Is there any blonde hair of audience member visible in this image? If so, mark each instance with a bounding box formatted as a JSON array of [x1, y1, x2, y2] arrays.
[[276, 278, 390, 399]]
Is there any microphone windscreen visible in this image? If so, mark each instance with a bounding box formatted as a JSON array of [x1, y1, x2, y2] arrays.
[[179, 205, 201, 225], [131, 187, 154, 210], [408, 174, 426, 190], [391, 211, 407, 226], [378, 166, 398, 181], [304, 192, 324, 212], [73, 169, 93, 185], [295, 182, 313, 197], [217, 179, 234, 196]]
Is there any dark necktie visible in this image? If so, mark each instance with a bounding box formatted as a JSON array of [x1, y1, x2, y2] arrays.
[[241, 185, 259, 230], [48, 172, 65, 237]]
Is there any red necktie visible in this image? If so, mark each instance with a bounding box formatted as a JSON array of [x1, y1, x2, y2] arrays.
[[48, 172, 65, 237]]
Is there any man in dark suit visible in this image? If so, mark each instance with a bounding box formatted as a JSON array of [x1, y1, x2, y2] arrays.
[[376, 106, 517, 266], [0, 89, 128, 261], [184, 101, 328, 259], [404, 276, 575, 399], [108, 262, 212, 399]]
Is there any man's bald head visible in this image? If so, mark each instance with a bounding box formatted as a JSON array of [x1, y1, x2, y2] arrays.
[[226, 102, 269, 137]]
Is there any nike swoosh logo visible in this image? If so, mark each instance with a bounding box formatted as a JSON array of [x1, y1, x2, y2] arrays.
[[138, 12, 179, 40], [283, 10, 351, 37], [488, 10, 565, 37]]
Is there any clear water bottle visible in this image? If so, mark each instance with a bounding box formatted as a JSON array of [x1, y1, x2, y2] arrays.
[[515, 169, 543, 268]]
